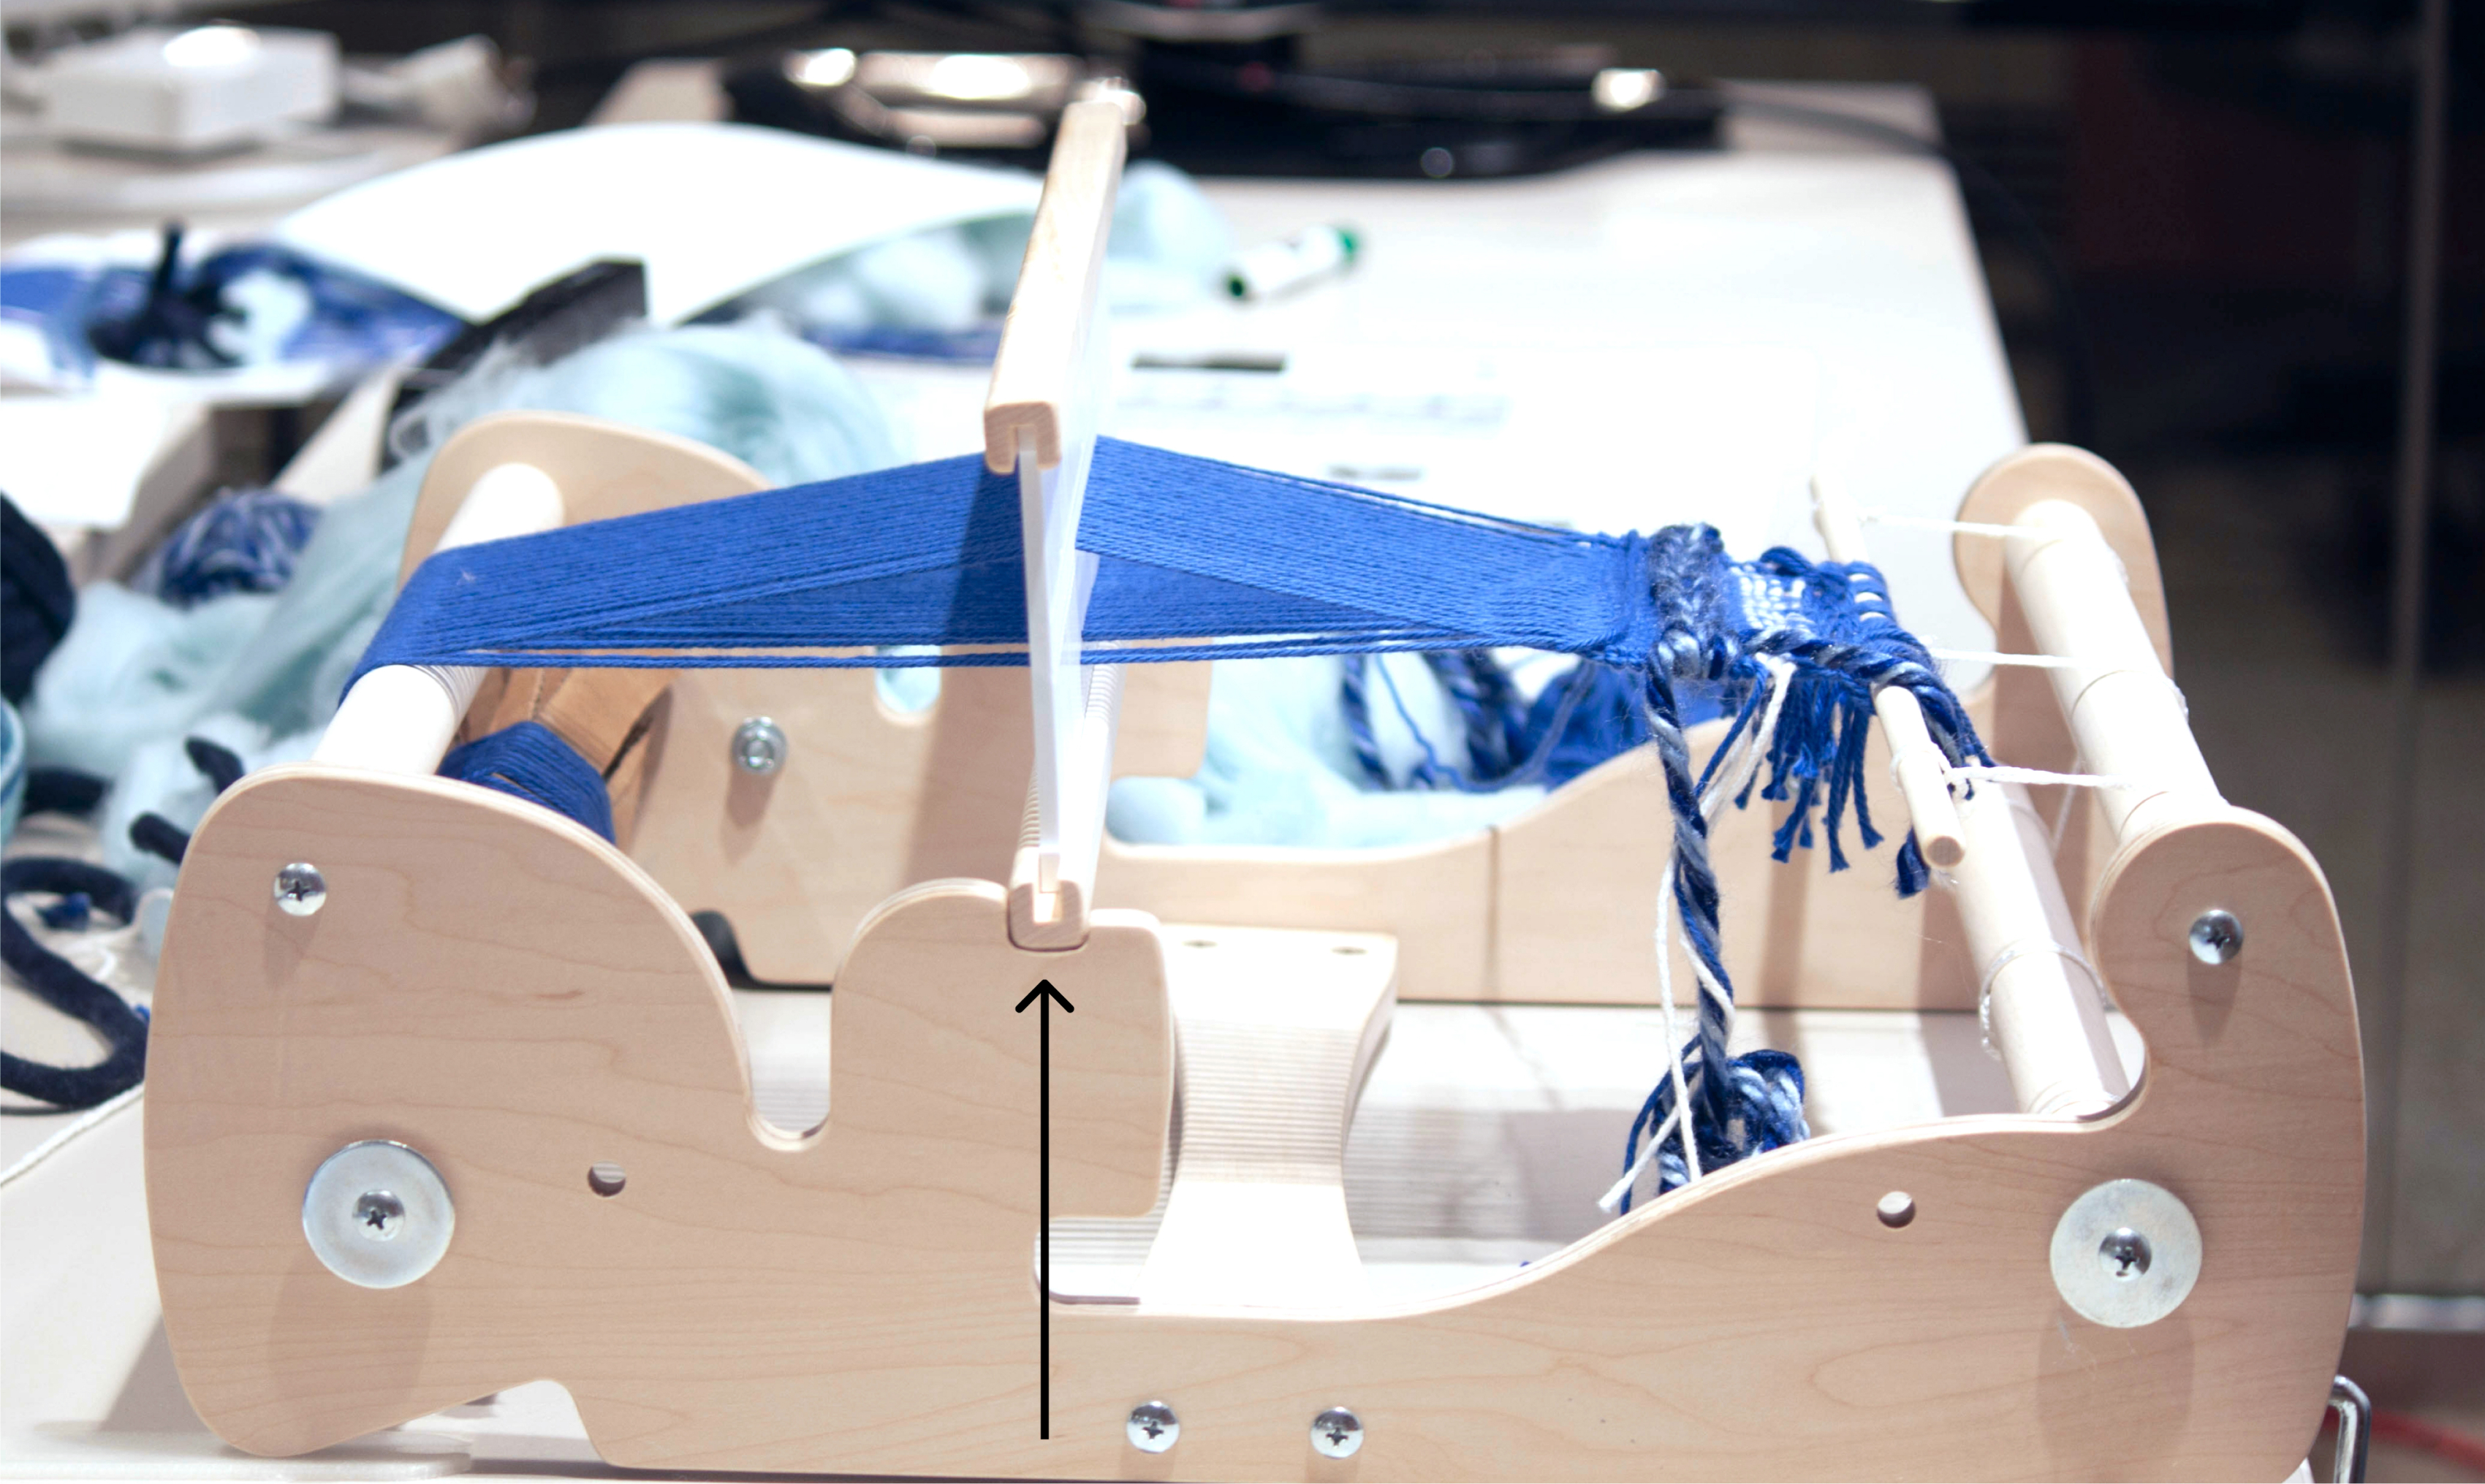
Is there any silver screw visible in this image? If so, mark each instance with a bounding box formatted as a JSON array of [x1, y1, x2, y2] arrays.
[[732, 718, 787, 775], [1126, 1400, 1178, 1453], [1310, 1406, 1363, 1459], [2188, 909, 2243, 965], [303, 1141, 454, 1289], [2099, 1226, 2152, 1280], [355, 1190, 406, 1241], [273, 861, 327, 916]]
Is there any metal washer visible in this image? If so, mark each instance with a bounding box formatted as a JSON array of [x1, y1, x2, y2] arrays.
[[303, 1140, 455, 1289], [2049, 1178, 2201, 1328]]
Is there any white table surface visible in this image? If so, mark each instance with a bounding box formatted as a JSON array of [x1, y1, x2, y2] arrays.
[[863, 80, 2024, 663], [1, 76, 2039, 1481]]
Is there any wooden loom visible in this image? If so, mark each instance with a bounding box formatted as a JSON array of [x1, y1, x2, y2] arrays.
[[145, 101, 2363, 1480]]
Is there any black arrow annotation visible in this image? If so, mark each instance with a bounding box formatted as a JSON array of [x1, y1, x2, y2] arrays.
[[1016, 978, 1074, 1439]]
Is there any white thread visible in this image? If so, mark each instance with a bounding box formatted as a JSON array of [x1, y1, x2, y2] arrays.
[[1598, 1100, 1682, 1212], [0, 1087, 143, 1188], [1858, 509, 2131, 585], [1708, 658, 1795, 826], [1930, 647, 2083, 670], [1860, 511, 2057, 540], [1977, 940, 2106, 1060], [1930, 650, 2190, 728], [1948, 763, 2154, 791]]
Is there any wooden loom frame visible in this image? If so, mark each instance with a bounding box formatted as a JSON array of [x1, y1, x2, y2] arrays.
[[144, 102, 2362, 1480]]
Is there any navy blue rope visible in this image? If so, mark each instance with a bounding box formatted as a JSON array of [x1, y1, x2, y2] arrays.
[[1, 859, 148, 1111]]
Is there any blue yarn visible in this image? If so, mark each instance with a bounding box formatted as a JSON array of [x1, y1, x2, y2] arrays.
[[359, 440, 1673, 677], [439, 722, 614, 841], [145, 489, 322, 607], [355, 435, 1989, 1200], [1, 231, 458, 380]]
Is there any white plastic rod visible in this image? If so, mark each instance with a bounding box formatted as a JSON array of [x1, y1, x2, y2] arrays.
[[1009, 663, 1124, 950], [311, 462, 566, 775], [984, 99, 1126, 943], [1953, 779, 2131, 1118], [2004, 498, 2220, 845], [1810, 476, 1966, 868]]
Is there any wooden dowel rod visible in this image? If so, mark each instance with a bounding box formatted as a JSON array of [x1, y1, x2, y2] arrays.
[[1810, 476, 1966, 868], [2004, 498, 2220, 844], [983, 99, 1126, 476], [312, 463, 566, 775], [1873, 688, 1967, 870], [1951, 778, 2131, 1117]]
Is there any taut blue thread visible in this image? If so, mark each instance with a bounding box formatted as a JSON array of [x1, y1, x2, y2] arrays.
[[355, 436, 1989, 1200]]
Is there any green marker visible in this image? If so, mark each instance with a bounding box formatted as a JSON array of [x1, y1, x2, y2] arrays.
[[1224, 224, 1360, 302]]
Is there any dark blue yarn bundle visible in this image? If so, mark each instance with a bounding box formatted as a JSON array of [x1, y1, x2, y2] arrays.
[[439, 721, 615, 842], [354, 436, 1987, 1205], [145, 488, 322, 607]]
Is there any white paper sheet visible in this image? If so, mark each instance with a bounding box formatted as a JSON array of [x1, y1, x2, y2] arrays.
[[274, 121, 1042, 325]]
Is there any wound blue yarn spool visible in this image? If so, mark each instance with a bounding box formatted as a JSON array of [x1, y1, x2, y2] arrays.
[[357, 436, 1989, 1200], [439, 721, 613, 842]]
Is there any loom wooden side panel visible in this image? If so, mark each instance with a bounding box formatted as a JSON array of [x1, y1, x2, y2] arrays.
[[147, 758, 2360, 1480]]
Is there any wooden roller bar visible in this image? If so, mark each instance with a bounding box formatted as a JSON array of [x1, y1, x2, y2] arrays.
[[311, 462, 566, 776], [2003, 498, 2220, 845], [1952, 778, 2131, 1117], [1813, 472, 2125, 1119]]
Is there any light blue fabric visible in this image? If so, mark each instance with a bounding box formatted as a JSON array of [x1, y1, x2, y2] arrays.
[[23, 320, 905, 873], [729, 159, 1234, 348], [1106, 655, 1544, 849]]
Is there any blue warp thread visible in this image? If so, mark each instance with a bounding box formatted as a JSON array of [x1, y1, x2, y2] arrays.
[[439, 721, 615, 842], [356, 436, 1988, 1203]]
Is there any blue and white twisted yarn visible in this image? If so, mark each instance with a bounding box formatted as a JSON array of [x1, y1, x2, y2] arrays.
[[1609, 530, 1986, 1211]]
